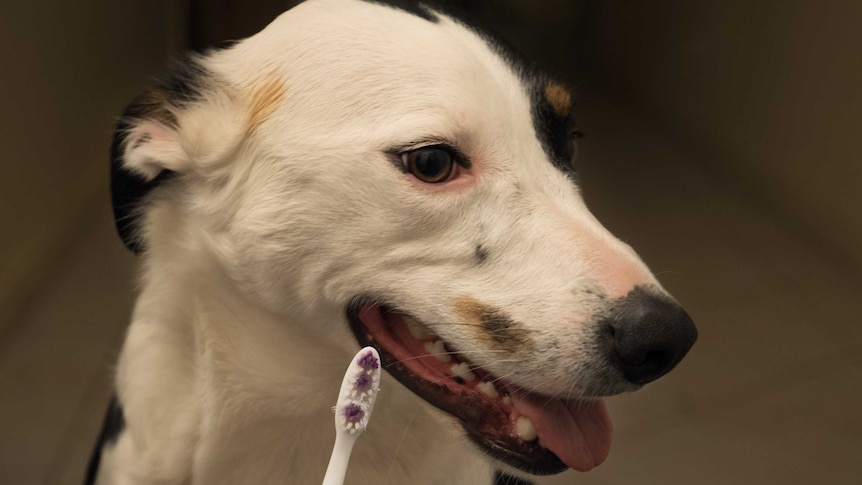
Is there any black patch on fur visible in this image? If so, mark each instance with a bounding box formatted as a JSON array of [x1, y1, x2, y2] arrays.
[[530, 83, 577, 176], [408, 2, 580, 179], [111, 56, 209, 253], [406, 3, 579, 179], [475, 244, 489, 264], [480, 308, 525, 346], [494, 471, 534, 485], [84, 395, 126, 485], [362, 0, 439, 22], [362, 0, 579, 181]]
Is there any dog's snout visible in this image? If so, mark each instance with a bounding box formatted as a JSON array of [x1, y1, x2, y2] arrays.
[[602, 287, 697, 385]]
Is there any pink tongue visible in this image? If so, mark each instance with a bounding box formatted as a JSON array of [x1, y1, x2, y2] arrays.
[[510, 393, 613, 472]]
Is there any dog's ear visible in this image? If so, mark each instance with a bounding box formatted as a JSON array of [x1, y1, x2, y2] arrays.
[[111, 56, 248, 253]]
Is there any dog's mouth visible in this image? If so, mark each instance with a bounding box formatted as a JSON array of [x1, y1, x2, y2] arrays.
[[346, 301, 613, 475]]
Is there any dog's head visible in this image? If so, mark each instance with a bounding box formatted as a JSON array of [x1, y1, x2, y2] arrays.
[[111, 0, 696, 476]]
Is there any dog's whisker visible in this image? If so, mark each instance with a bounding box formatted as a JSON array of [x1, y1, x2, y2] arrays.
[[386, 351, 511, 366], [387, 354, 519, 368]]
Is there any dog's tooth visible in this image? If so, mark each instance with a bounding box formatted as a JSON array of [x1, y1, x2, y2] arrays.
[[516, 416, 538, 442], [477, 381, 499, 398], [502, 396, 512, 406], [425, 340, 451, 362], [451, 362, 476, 382], [405, 317, 433, 340]]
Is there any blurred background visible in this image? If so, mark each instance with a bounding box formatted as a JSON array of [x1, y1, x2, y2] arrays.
[[1, 1, 860, 483]]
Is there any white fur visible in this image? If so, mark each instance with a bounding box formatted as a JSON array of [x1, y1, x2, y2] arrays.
[[97, 1, 663, 483]]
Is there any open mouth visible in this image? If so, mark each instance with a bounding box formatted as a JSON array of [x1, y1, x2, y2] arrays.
[[346, 299, 613, 475]]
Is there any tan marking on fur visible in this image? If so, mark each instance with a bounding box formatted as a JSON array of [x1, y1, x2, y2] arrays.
[[453, 297, 531, 350], [454, 297, 486, 327], [247, 75, 286, 132], [544, 82, 572, 117]]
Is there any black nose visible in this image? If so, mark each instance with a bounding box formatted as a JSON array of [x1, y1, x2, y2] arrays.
[[603, 287, 698, 385]]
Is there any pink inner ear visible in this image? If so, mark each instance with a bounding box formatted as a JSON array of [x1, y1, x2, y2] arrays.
[[130, 121, 174, 145], [131, 133, 152, 148], [123, 121, 188, 180]]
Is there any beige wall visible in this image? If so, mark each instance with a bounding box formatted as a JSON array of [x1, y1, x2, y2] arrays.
[[593, 1, 862, 268], [0, 2, 187, 331]]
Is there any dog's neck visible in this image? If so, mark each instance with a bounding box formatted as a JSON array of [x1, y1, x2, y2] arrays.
[[138, 224, 351, 410], [119, 213, 493, 484]]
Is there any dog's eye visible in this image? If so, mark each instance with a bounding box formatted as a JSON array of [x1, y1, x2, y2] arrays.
[[402, 147, 455, 183]]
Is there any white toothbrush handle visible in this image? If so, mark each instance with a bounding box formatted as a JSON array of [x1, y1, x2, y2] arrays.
[[322, 434, 355, 485]]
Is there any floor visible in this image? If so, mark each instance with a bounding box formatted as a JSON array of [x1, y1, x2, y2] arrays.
[[1, 96, 860, 485]]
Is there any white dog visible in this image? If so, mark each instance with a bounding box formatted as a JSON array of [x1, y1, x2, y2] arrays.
[[88, 1, 697, 484]]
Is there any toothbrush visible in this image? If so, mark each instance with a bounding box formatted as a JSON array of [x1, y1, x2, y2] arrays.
[[322, 346, 382, 485]]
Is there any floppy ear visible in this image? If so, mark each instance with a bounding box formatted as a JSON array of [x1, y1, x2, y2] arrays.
[[112, 55, 262, 254], [111, 54, 284, 253], [110, 57, 212, 253]]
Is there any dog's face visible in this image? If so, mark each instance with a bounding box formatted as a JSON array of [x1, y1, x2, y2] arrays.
[[112, 0, 696, 476]]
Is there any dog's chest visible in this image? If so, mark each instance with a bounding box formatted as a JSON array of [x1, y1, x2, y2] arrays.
[[189, 394, 492, 485]]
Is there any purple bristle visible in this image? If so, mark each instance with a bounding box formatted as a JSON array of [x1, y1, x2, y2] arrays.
[[354, 372, 372, 392], [344, 403, 364, 423], [356, 351, 379, 370]]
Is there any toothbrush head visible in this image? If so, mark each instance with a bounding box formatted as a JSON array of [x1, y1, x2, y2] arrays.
[[335, 347, 381, 435]]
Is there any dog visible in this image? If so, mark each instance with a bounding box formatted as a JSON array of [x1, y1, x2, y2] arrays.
[[87, 1, 697, 484]]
